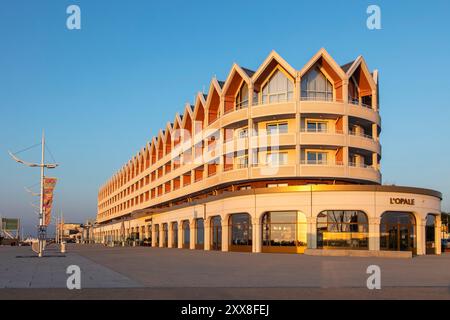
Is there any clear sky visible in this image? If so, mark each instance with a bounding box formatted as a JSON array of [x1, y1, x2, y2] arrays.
[[1, 0, 449, 236]]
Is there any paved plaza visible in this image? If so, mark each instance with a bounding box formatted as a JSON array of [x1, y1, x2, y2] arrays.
[[0, 244, 449, 299]]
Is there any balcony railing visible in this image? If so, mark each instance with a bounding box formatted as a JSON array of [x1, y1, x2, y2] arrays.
[[349, 162, 376, 169], [349, 99, 373, 110], [349, 131, 374, 140], [300, 128, 344, 134], [301, 160, 344, 166]]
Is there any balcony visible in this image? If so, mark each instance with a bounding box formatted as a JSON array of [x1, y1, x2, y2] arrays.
[[251, 132, 296, 149], [300, 98, 345, 115], [348, 102, 380, 124], [348, 162, 381, 183], [299, 160, 346, 178], [300, 128, 345, 146], [223, 137, 248, 154], [348, 131, 381, 154], [221, 107, 248, 127], [221, 167, 248, 183], [251, 101, 296, 118], [251, 164, 296, 179]]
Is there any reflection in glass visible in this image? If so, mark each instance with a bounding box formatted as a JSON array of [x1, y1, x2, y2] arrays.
[[172, 222, 178, 248], [317, 210, 368, 249], [380, 211, 416, 252], [182, 220, 190, 248], [230, 213, 252, 246], [211, 216, 222, 251], [196, 218, 204, 249], [262, 211, 307, 252]]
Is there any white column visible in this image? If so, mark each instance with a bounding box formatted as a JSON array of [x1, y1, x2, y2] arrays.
[[306, 217, 317, 249], [190, 219, 196, 250], [221, 217, 229, 252], [416, 218, 426, 255], [369, 217, 380, 251], [435, 215, 442, 255], [204, 219, 211, 251], [253, 221, 262, 253]]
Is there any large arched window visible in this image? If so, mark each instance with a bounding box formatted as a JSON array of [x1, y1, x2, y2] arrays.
[[235, 83, 249, 109], [229, 213, 252, 252], [262, 211, 307, 253], [261, 70, 294, 104], [195, 218, 204, 250], [301, 67, 333, 101], [162, 223, 168, 248], [154, 224, 159, 247], [426, 214, 436, 255], [317, 210, 368, 249], [380, 211, 416, 253], [210, 216, 222, 251], [182, 220, 190, 249], [171, 222, 178, 248]]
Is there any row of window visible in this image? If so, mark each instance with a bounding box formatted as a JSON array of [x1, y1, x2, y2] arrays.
[[98, 148, 376, 215], [97, 211, 432, 254], [99, 112, 378, 202]]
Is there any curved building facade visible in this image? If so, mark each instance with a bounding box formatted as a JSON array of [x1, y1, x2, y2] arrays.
[[94, 49, 442, 257]]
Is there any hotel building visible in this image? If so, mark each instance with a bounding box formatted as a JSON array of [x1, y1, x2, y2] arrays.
[[94, 49, 442, 257]]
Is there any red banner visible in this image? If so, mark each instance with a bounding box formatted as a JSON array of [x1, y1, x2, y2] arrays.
[[43, 177, 57, 226]]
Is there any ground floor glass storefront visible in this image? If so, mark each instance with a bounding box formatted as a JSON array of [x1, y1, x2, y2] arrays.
[[195, 218, 204, 250], [210, 216, 222, 251], [317, 210, 369, 250], [262, 211, 307, 253], [229, 213, 252, 252], [380, 211, 416, 253]]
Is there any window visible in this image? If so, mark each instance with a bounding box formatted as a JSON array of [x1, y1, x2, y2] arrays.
[[380, 212, 416, 253], [266, 152, 288, 166], [237, 127, 248, 139], [195, 218, 204, 249], [266, 122, 288, 135], [235, 83, 249, 109], [306, 151, 328, 164], [262, 70, 294, 104], [317, 210, 368, 249], [236, 155, 248, 169], [172, 222, 178, 248], [306, 121, 328, 133], [230, 213, 252, 249], [262, 211, 307, 253], [301, 67, 333, 101], [238, 185, 251, 190], [348, 78, 359, 104]]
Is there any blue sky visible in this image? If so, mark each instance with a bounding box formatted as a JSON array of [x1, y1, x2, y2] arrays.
[[0, 0, 449, 236]]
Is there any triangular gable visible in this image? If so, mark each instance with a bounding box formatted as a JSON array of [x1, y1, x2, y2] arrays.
[[252, 50, 296, 90], [346, 56, 377, 95]]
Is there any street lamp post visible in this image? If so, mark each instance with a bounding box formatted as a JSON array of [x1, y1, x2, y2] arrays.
[[9, 131, 58, 258]]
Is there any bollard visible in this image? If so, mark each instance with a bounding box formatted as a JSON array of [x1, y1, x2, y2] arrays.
[[61, 241, 66, 253]]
